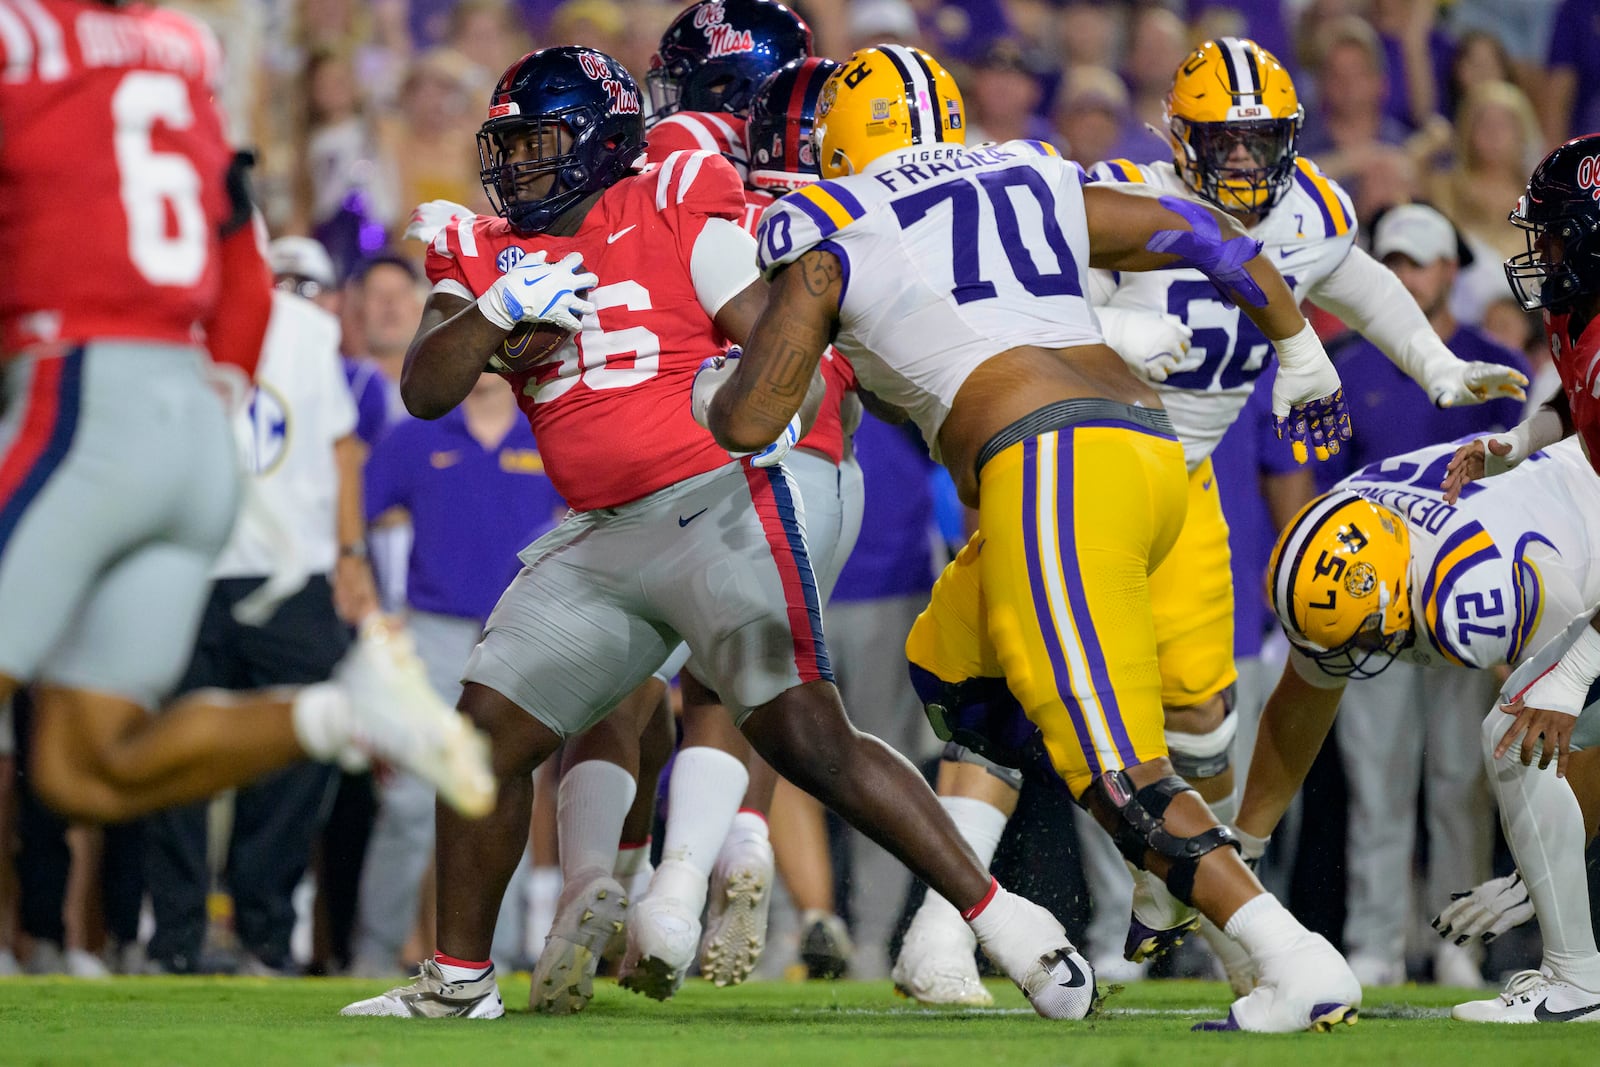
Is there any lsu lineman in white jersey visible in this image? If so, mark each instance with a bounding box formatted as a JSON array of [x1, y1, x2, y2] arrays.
[[1258, 437, 1600, 1023]]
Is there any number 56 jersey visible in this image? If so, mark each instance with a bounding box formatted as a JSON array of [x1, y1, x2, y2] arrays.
[[1089, 157, 1357, 470], [755, 140, 1101, 463], [1294, 437, 1600, 686]]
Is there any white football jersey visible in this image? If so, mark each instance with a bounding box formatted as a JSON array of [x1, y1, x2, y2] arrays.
[[1292, 437, 1600, 686], [1089, 157, 1358, 469], [755, 140, 1101, 462]]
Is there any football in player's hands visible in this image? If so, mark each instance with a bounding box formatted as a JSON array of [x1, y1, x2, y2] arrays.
[[486, 320, 575, 375]]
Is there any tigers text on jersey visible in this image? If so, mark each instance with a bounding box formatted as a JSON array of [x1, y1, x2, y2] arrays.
[[756, 140, 1101, 464], [0, 0, 234, 353], [1090, 157, 1358, 470], [1296, 438, 1600, 686], [426, 151, 754, 511]]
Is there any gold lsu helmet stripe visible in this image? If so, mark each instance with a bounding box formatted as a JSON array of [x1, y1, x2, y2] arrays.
[[1217, 36, 1263, 105], [877, 44, 947, 146]]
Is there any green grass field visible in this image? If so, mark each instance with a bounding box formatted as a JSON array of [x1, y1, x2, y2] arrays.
[[3, 976, 1594, 1067]]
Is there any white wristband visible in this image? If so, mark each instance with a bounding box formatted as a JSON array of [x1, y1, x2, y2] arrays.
[[1272, 320, 1327, 372], [1487, 406, 1564, 475], [1521, 623, 1600, 717]]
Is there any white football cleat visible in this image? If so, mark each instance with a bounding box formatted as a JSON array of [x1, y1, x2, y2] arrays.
[[619, 874, 702, 1001], [528, 870, 629, 1015], [1196, 931, 1361, 1033], [340, 958, 505, 1019], [973, 894, 1096, 1019], [892, 914, 992, 1007], [1452, 969, 1600, 1023], [332, 618, 496, 818], [698, 834, 775, 987]]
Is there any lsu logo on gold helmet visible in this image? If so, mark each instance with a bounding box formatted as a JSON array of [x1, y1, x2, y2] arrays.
[[1267, 491, 1413, 679], [1165, 36, 1304, 215], [813, 45, 964, 179]]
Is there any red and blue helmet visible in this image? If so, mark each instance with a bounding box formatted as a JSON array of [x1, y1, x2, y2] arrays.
[[746, 57, 840, 192], [1506, 133, 1600, 312], [478, 47, 645, 234], [647, 0, 813, 121]]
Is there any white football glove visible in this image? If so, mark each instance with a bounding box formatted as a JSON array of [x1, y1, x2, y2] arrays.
[[1432, 871, 1534, 944], [404, 199, 474, 244], [1098, 306, 1199, 382], [1428, 360, 1530, 408], [692, 347, 802, 467], [477, 251, 598, 334]]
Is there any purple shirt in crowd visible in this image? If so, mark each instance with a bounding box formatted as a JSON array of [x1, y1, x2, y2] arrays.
[[1548, 0, 1600, 136], [1212, 364, 1305, 660], [343, 357, 400, 450], [831, 415, 939, 603], [364, 409, 566, 623], [1314, 323, 1531, 493], [1186, 0, 1296, 75]]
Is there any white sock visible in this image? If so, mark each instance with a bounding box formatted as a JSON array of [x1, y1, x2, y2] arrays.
[[1208, 790, 1239, 828], [613, 839, 655, 900], [965, 880, 1063, 976], [434, 952, 493, 982], [1485, 713, 1600, 991], [912, 798, 1009, 935], [558, 760, 637, 881], [727, 809, 770, 846], [1222, 892, 1303, 961], [523, 866, 562, 957], [659, 746, 748, 879], [289, 683, 351, 761]]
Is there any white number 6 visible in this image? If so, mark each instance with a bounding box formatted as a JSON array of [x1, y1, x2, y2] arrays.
[[113, 71, 207, 287]]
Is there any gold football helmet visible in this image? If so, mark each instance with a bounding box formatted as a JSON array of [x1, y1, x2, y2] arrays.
[[1267, 491, 1413, 678], [1165, 36, 1304, 215], [813, 44, 965, 179]]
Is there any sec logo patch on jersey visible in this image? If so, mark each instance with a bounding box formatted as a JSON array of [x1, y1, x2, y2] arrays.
[[496, 246, 530, 273]]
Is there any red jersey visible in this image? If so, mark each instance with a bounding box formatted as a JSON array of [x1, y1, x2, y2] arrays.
[[0, 0, 241, 355], [1546, 309, 1600, 474], [427, 152, 747, 511], [644, 115, 857, 465]]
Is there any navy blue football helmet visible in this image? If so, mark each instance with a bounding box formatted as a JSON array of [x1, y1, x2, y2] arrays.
[[747, 57, 839, 192], [478, 47, 646, 234], [1506, 133, 1600, 312], [648, 0, 812, 120]]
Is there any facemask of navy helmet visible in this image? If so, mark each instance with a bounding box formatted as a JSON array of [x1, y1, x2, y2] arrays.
[[478, 46, 645, 234], [647, 0, 813, 120], [1505, 134, 1600, 312]]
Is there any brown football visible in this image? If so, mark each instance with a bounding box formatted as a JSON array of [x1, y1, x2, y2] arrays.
[[486, 321, 575, 375]]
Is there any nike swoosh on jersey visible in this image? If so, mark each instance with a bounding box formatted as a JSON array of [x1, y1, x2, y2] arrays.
[[1533, 1000, 1600, 1022], [607, 225, 637, 244], [1277, 247, 1297, 259], [678, 507, 708, 527]]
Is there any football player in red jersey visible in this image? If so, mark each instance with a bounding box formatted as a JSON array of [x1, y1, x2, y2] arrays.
[[0, 0, 492, 825], [548, 55, 852, 998], [343, 46, 1092, 1021]]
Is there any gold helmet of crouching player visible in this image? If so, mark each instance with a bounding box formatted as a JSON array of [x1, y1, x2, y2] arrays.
[[1166, 36, 1304, 215], [1267, 492, 1413, 679], [813, 44, 965, 179]]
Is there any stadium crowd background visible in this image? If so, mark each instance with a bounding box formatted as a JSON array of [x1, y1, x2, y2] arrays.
[[1, 0, 1597, 992]]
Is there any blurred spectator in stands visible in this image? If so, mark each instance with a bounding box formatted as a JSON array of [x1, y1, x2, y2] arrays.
[[1444, 29, 1516, 122], [921, 0, 1014, 66], [304, 49, 398, 278], [1299, 16, 1410, 164], [1543, 0, 1600, 143], [1429, 81, 1543, 261], [1347, 145, 1421, 227], [849, 0, 923, 52], [1121, 6, 1190, 149], [964, 37, 1054, 145], [1446, 0, 1562, 89], [379, 50, 489, 231], [1052, 65, 1165, 166], [1368, 0, 1453, 129], [1056, 0, 1121, 71], [548, 0, 630, 64], [303, 0, 413, 113], [446, 0, 534, 97], [1188, 0, 1295, 76]]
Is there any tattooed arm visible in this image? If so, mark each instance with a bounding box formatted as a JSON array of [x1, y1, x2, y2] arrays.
[[706, 249, 842, 453]]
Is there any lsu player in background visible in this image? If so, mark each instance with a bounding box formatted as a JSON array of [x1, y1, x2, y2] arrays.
[[344, 46, 1093, 1023], [548, 52, 852, 999], [0, 0, 492, 827], [891, 36, 1529, 1005], [1240, 435, 1600, 1023], [698, 44, 1364, 1033]]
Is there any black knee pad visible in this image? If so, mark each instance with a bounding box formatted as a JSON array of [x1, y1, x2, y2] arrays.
[[1080, 770, 1241, 906]]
